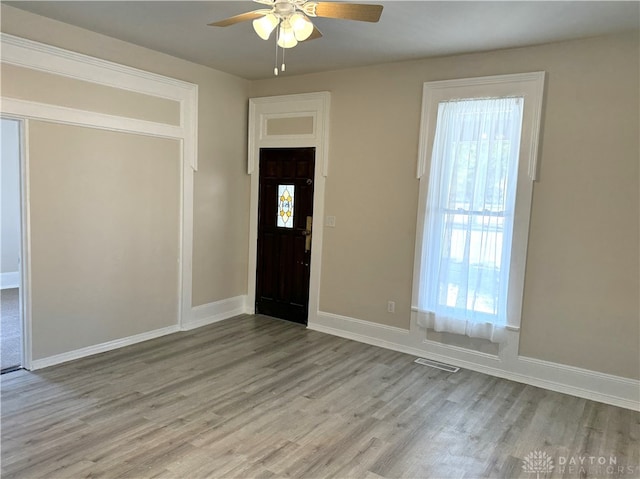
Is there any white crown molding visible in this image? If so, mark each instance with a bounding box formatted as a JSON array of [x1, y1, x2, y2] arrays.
[[311, 311, 640, 411], [0, 33, 195, 98]]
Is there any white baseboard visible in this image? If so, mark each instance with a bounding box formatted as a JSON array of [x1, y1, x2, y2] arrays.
[[30, 324, 180, 370], [514, 355, 640, 411], [28, 295, 249, 371], [1, 271, 19, 289], [183, 295, 248, 331], [310, 311, 640, 411]]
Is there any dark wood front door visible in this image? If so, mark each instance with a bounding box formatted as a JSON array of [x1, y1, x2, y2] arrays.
[[256, 147, 315, 324]]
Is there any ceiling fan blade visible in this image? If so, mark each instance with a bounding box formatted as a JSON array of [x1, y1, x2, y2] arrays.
[[208, 10, 269, 27], [302, 25, 323, 41], [312, 2, 383, 22]]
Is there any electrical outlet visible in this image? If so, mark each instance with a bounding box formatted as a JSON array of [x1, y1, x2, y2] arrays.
[[387, 301, 395, 313]]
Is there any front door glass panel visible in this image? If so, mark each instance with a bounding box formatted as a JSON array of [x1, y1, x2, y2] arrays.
[[277, 184, 295, 228]]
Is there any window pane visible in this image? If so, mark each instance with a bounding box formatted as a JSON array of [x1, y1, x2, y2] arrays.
[[277, 184, 295, 228], [422, 97, 524, 325]]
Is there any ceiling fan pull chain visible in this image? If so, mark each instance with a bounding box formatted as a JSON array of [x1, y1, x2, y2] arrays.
[[274, 28, 279, 76], [282, 44, 286, 72]]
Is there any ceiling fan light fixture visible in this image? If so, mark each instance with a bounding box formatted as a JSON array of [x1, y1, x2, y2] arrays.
[[290, 12, 314, 41], [277, 20, 298, 48], [209, 0, 383, 75], [252, 13, 279, 40]]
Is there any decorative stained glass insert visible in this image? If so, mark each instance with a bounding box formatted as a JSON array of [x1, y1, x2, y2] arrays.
[[277, 184, 295, 228]]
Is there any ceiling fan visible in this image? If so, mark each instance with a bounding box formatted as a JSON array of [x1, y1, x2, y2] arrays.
[[208, 0, 383, 75]]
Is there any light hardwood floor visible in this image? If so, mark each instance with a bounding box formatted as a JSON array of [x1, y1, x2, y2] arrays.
[[1, 315, 638, 479]]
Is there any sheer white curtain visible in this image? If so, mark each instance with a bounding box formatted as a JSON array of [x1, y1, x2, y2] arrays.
[[416, 97, 523, 343]]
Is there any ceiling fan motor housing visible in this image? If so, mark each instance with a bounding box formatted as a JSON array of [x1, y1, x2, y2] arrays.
[[274, 1, 296, 18]]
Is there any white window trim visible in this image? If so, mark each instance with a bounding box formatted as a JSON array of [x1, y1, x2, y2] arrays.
[[412, 72, 545, 339]]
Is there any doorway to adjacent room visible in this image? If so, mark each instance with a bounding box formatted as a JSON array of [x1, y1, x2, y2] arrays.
[[1, 118, 23, 373]]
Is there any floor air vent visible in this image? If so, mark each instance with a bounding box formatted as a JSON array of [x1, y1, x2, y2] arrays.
[[414, 358, 460, 373]]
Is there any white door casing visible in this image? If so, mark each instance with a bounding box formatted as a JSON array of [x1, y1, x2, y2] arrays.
[[1, 33, 198, 368], [247, 92, 331, 324]]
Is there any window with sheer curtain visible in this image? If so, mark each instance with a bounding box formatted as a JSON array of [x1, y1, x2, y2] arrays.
[[416, 97, 524, 343]]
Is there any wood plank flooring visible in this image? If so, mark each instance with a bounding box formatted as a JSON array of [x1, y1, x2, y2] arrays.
[[1, 315, 638, 478]]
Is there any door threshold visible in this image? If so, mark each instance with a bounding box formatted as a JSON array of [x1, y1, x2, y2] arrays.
[[257, 313, 308, 327], [1, 366, 23, 375]]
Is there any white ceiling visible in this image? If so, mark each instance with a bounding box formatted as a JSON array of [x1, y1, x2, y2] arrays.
[[7, 1, 640, 80]]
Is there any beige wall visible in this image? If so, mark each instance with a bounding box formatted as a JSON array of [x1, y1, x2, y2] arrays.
[[1, 4, 251, 307], [250, 32, 640, 380], [28, 122, 180, 359]]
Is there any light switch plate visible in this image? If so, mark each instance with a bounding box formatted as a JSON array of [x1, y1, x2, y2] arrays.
[[325, 216, 336, 227]]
